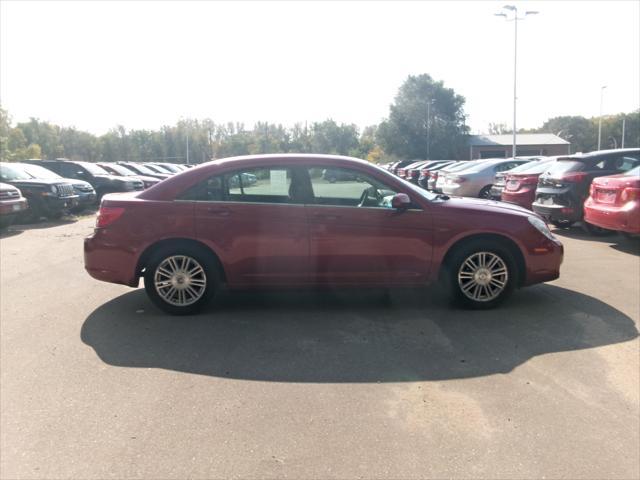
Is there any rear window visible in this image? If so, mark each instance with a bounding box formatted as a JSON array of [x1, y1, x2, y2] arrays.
[[509, 159, 555, 175], [543, 159, 585, 176], [622, 165, 640, 177]]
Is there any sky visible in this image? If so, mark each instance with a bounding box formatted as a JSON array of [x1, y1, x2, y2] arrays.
[[1, 0, 639, 135]]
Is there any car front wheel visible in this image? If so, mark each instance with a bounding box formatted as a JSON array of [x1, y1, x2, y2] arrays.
[[144, 246, 219, 315], [446, 240, 516, 309]]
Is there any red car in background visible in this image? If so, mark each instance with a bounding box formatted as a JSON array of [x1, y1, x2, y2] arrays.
[[85, 154, 563, 315], [501, 159, 557, 210], [0, 182, 28, 228], [584, 165, 640, 235]]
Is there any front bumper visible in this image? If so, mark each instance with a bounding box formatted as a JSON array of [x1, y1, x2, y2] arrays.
[[584, 201, 640, 234], [523, 237, 564, 286], [0, 197, 29, 216], [43, 194, 79, 213]]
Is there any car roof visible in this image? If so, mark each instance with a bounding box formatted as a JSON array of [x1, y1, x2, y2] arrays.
[[561, 148, 640, 160], [200, 153, 373, 169]]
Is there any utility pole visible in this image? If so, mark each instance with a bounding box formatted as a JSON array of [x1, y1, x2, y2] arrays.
[[598, 85, 606, 150], [621, 117, 626, 149], [495, 6, 538, 159], [186, 131, 190, 165]]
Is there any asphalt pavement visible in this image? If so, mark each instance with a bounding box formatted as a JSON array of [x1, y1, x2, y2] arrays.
[[1, 217, 638, 479]]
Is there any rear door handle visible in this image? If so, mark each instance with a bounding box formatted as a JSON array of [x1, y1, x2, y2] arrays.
[[205, 207, 231, 217]]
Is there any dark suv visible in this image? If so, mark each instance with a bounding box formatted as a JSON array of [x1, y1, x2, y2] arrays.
[[532, 149, 640, 229], [0, 163, 78, 221], [29, 159, 144, 202]]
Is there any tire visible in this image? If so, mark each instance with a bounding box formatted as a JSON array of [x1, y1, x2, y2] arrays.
[[445, 240, 517, 309], [551, 220, 572, 229], [478, 186, 492, 199], [143, 245, 220, 315], [582, 221, 614, 236]]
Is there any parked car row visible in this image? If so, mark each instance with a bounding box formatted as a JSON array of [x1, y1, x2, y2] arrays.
[[0, 159, 193, 226], [386, 148, 640, 236]]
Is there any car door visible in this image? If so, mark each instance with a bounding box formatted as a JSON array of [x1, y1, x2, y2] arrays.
[[304, 165, 433, 285], [184, 165, 309, 287]]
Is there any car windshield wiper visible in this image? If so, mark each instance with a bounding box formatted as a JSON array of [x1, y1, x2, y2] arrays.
[[434, 193, 450, 200]]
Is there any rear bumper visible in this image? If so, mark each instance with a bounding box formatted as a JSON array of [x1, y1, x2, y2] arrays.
[[489, 185, 504, 200], [500, 191, 535, 210], [84, 229, 140, 287], [531, 202, 582, 224], [584, 201, 640, 233]]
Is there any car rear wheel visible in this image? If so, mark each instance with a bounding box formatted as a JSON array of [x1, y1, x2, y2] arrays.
[[144, 246, 220, 315], [446, 240, 516, 309], [478, 186, 492, 199]]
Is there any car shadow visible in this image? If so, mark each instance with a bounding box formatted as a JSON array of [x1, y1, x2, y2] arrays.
[[552, 226, 640, 256], [80, 285, 638, 383]]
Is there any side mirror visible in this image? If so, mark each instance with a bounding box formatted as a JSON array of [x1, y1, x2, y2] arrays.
[[391, 193, 411, 210]]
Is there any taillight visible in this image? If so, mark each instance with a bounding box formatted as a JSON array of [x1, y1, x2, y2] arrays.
[[559, 172, 588, 183], [589, 183, 596, 197], [621, 187, 640, 203], [398, 169, 406, 177], [96, 206, 125, 228]]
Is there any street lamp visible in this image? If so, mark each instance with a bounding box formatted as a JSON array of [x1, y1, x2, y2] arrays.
[[495, 5, 539, 158], [598, 85, 607, 150]]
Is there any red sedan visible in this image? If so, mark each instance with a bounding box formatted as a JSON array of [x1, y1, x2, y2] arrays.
[[584, 165, 640, 235], [84, 154, 563, 315], [500, 158, 556, 210]]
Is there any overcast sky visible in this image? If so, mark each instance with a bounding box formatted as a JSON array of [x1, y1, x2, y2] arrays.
[[1, 1, 638, 135]]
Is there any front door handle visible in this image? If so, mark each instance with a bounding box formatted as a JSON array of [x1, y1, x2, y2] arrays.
[[205, 207, 231, 217]]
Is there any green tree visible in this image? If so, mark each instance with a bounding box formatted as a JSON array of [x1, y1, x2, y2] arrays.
[[377, 74, 469, 160]]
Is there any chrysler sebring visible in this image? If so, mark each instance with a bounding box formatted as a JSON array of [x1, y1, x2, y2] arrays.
[[84, 154, 563, 315]]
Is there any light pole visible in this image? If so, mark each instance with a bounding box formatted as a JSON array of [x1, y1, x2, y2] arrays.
[[598, 85, 607, 150], [495, 6, 538, 158], [426, 98, 435, 160]]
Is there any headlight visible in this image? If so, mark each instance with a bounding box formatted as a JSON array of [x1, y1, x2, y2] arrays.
[[528, 216, 557, 242], [124, 181, 136, 191], [51, 185, 57, 193]]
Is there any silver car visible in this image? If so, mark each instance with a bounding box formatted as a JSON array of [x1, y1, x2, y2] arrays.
[[434, 160, 487, 192], [441, 158, 531, 198]]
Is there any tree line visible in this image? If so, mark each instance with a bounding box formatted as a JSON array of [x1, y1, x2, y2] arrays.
[[1, 74, 638, 164]]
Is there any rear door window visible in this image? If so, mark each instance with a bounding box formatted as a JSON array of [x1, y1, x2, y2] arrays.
[[543, 159, 586, 176]]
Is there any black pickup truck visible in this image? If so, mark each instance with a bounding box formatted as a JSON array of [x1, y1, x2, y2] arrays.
[[0, 163, 78, 221]]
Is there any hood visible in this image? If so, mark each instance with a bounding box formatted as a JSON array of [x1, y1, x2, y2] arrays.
[[440, 196, 534, 218], [5, 178, 73, 188], [0, 182, 19, 192]]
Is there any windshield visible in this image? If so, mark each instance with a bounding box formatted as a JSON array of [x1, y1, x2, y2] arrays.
[[0, 163, 34, 181], [75, 161, 109, 175], [19, 163, 62, 179], [101, 163, 136, 176]]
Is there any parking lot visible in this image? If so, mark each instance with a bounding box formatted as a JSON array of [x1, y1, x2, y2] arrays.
[[0, 216, 638, 479]]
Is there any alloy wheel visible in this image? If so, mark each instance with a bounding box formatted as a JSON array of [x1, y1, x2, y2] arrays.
[[457, 251, 509, 302], [154, 255, 207, 306]]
